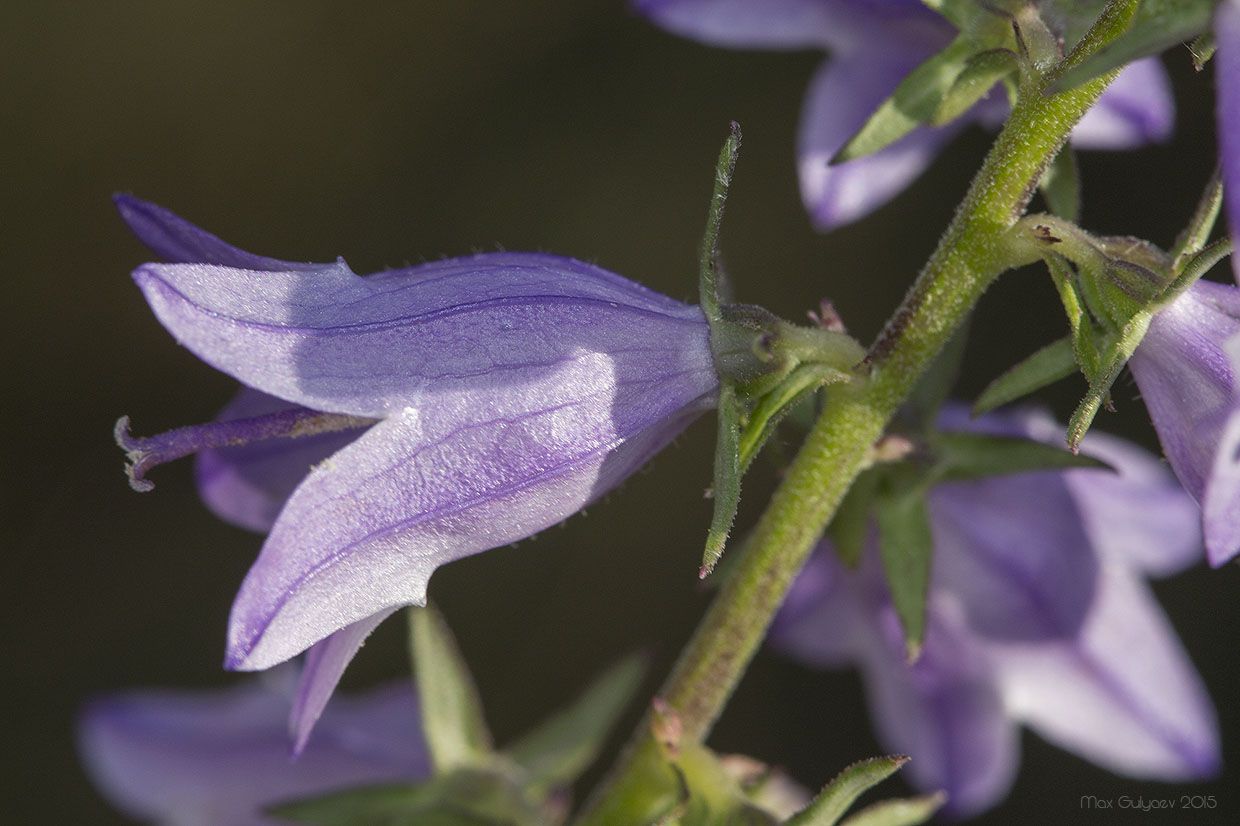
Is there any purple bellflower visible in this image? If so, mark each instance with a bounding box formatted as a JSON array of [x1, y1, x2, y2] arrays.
[[1128, 280, 1240, 567], [78, 671, 428, 826], [633, 0, 1174, 230], [115, 196, 719, 750], [771, 406, 1218, 817]]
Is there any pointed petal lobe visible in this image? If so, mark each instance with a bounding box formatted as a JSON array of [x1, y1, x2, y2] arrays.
[[132, 253, 709, 418]]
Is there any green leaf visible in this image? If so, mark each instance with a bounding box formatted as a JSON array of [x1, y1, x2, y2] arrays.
[[1051, 0, 1212, 93], [973, 334, 1077, 415], [699, 123, 742, 322], [1038, 145, 1079, 223], [874, 486, 933, 660], [835, 36, 977, 163], [784, 756, 910, 826], [932, 432, 1109, 481], [1067, 310, 1153, 451], [1171, 167, 1224, 269], [931, 48, 1016, 125], [737, 362, 851, 475], [900, 317, 970, 433], [409, 605, 494, 773], [836, 793, 945, 826], [703, 382, 743, 578], [829, 468, 880, 569], [271, 768, 549, 826], [506, 654, 647, 796]]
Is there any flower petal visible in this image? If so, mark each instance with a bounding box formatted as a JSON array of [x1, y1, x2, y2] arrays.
[[1066, 426, 1203, 576], [1071, 57, 1174, 149], [928, 472, 1098, 642], [79, 674, 427, 826], [1203, 332, 1240, 566], [631, 0, 837, 49], [857, 598, 1018, 819], [290, 609, 399, 757], [114, 194, 321, 271], [227, 348, 714, 670], [132, 252, 709, 418], [195, 389, 366, 533], [991, 554, 1220, 780], [767, 544, 868, 667], [797, 51, 965, 230], [1216, 0, 1240, 282], [1128, 280, 1240, 501]]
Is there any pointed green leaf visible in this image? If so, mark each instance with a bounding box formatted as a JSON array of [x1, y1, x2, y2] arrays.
[[409, 605, 494, 773], [271, 768, 549, 826], [1038, 146, 1079, 223], [874, 487, 933, 660], [933, 432, 1108, 481], [1171, 167, 1223, 267], [699, 123, 742, 322], [784, 756, 910, 826], [703, 382, 743, 578], [836, 793, 946, 826], [829, 467, 880, 569], [835, 36, 976, 163], [931, 48, 1016, 125], [506, 654, 647, 796], [901, 318, 970, 433], [973, 334, 1077, 415], [1051, 0, 1212, 93], [1067, 311, 1153, 450], [1190, 30, 1216, 70], [1167, 237, 1235, 299], [737, 362, 851, 475]]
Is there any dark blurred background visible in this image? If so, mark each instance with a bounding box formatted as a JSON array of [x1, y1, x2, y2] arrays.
[[4, 1, 1238, 823]]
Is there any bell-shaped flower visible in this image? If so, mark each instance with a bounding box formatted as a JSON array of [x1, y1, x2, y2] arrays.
[[1128, 280, 1240, 566], [633, 0, 1174, 230], [78, 671, 428, 826], [115, 196, 719, 748], [771, 406, 1218, 818]]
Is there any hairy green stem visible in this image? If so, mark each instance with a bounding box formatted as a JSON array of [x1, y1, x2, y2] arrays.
[[575, 4, 1136, 822]]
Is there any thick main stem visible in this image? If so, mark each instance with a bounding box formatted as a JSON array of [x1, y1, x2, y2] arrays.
[[575, 5, 1136, 822]]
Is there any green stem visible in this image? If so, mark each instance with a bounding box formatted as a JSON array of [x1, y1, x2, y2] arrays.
[[575, 4, 1136, 822]]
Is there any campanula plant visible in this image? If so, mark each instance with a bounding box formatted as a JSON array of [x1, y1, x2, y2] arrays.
[[89, 2, 1236, 824]]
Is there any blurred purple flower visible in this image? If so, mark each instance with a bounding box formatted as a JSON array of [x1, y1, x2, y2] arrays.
[[115, 196, 718, 749], [78, 671, 428, 826], [1128, 280, 1240, 567], [772, 407, 1218, 817], [633, 0, 1174, 230]]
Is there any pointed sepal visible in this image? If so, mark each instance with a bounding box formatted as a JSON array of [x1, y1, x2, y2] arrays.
[[874, 483, 933, 661], [973, 334, 1077, 415], [1051, 1, 1212, 94], [505, 654, 647, 798], [835, 793, 945, 826], [783, 756, 910, 826], [408, 605, 494, 774]]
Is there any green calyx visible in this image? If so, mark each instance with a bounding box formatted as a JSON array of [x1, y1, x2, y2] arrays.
[[983, 168, 1234, 449], [695, 125, 865, 577]]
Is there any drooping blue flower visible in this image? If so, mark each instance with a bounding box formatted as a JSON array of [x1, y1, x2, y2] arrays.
[[633, 0, 1174, 230], [771, 406, 1218, 817], [78, 671, 428, 826], [1128, 280, 1240, 567], [115, 196, 719, 749]]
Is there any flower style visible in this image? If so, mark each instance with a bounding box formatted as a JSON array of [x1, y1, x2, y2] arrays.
[[78, 672, 428, 826], [770, 406, 1219, 817], [633, 0, 1174, 230], [1127, 280, 1240, 567], [115, 196, 719, 749]]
